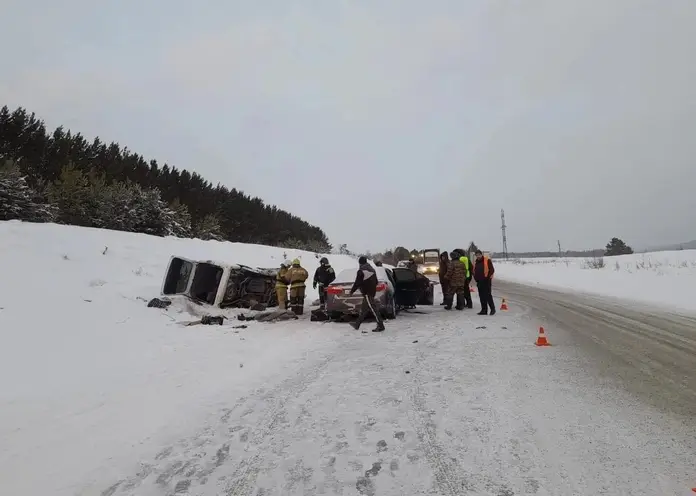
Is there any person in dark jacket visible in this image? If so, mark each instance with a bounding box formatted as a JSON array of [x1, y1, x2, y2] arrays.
[[313, 257, 336, 307], [349, 256, 385, 332], [438, 251, 450, 305], [473, 250, 496, 315]]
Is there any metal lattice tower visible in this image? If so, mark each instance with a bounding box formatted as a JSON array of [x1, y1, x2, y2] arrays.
[[501, 209, 509, 260]]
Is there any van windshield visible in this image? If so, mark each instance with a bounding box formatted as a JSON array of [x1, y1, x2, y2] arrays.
[[423, 251, 439, 264]]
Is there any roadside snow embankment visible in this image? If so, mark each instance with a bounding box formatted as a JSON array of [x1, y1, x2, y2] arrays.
[[0, 221, 357, 496], [496, 251, 696, 313]]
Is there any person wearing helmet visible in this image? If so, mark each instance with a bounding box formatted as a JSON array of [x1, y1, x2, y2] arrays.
[[276, 262, 290, 309], [312, 257, 336, 308], [286, 258, 309, 315]]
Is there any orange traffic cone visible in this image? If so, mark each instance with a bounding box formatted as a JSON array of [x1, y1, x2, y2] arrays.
[[535, 327, 551, 346], [500, 298, 509, 311]]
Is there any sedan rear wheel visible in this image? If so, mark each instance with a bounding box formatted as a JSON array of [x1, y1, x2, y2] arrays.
[[385, 295, 397, 320]]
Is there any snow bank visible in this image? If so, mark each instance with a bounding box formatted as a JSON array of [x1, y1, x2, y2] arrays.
[[0, 221, 360, 495], [496, 250, 696, 313]]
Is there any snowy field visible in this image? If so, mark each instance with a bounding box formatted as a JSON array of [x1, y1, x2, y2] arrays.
[[1, 222, 695, 495], [0, 221, 359, 495], [496, 251, 696, 313]]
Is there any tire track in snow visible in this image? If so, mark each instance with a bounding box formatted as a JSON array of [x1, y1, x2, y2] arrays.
[[221, 353, 335, 495], [100, 350, 338, 496], [403, 321, 527, 496], [404, 332, 478, 495]]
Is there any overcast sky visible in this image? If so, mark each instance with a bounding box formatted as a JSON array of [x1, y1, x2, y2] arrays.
[[2, 0, 695, 253]]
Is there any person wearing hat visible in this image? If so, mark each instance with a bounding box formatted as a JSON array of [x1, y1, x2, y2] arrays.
[[285, 258, 309, 315], [313, 257, 336, 308], [473, 250, 496, 315], [443, 250, 468, 310], [275, 262, 290, 309], [349, 256, 386, 332], [458, 252, 474, 309], [438, 251, 450, 305]]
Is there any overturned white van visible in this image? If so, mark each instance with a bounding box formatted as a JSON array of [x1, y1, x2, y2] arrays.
[[161, 256, 279, 309]]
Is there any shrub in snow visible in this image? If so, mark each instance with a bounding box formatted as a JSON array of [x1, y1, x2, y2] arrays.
[[165, 199, 192, 238], [46, 164, 193, 238], [128, 187, 172, 236], [584, 257, 605, 269], [605, 237, 634, 256], [280, 237, 331, 253], [194, 213, 224, 241], [0, 160, 55, 222], [46, 164, 102, 227]]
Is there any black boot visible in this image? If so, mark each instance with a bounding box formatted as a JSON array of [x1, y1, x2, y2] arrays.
[[372, 323, 385, 332], [477, 310, 487, 315], [350, 321, 360, 330]]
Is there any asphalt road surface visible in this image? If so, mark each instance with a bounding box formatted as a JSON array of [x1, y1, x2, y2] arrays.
[[497, 280, 696, 420]]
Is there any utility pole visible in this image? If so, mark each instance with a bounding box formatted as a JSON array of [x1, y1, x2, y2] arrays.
[[500, 209, 509, 260]]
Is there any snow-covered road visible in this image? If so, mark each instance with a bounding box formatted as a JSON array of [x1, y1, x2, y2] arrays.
[[95, 299, 695, 496], [499, 281, 696, 420]]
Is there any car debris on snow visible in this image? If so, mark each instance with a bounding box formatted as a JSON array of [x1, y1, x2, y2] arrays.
[[237, 309, 298, 322], [147, 297, 172, 309]]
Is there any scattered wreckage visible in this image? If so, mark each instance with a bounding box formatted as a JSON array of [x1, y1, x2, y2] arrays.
[[145, 255, 299, 325], [147, 255, 437, 326], [161, 255, 279, 309]]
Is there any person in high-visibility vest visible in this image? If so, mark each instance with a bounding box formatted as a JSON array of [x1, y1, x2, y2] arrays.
[[458, 254, 474, 309], [473, 249, 496, 315], [275, 262, 289, 309]]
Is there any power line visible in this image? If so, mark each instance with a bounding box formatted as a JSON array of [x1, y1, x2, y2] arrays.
[[501, 209, 509, 260]]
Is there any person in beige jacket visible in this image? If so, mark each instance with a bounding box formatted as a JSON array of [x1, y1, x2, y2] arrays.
[[285, 258, 309, 315]]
